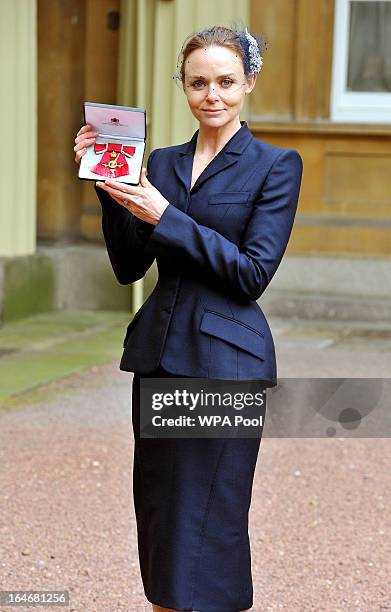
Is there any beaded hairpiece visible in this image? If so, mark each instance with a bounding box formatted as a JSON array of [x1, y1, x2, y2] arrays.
[[236, 26, 264, 76], [244, 27, 263, 74]]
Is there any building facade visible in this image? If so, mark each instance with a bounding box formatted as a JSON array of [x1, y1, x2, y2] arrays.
[[1, 0, 390, 323]]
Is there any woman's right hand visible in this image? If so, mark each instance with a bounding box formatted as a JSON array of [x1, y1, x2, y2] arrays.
[[74, 124, 98, 164]]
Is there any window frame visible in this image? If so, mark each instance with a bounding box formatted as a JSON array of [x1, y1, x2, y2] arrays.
[[330, 0, 391, 123]]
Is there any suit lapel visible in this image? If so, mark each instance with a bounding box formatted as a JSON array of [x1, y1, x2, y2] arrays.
[[173, 153, 193, 194], [173, 150, 239, 194], [173, 121, 253, 195], [191, 152, 240, 193]]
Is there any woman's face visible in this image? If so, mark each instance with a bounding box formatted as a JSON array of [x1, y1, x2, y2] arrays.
[[182, 45, 256, 128]]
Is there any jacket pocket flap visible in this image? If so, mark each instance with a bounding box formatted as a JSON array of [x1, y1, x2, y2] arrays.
[[208, 191, 252, 205], [200, 310, 265, 360]]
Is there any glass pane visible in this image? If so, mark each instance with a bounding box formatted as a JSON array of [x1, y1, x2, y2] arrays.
[[347, 1, 391, 92]]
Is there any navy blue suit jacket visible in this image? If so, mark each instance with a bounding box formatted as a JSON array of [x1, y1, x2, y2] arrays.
[[95, 121, 303, 385]]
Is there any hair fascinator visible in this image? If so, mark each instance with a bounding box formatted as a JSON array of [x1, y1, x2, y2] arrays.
[[244, 27, 263, 73], [236, 26, 267, 76]]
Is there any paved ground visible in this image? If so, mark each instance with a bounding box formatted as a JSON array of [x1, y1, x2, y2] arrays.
[[0, 312, 390, 611]]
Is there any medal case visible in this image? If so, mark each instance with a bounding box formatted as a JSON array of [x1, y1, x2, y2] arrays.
[[78, 102, 146, 185]]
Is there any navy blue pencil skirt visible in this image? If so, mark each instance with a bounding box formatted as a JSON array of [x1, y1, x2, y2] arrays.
[[131, 365, 265, 612]]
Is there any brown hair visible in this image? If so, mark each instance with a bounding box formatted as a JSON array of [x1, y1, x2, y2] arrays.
[[176, 25, 251, 83]]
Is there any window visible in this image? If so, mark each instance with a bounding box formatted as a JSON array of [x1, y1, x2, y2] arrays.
[[331, 0, 391, 122]]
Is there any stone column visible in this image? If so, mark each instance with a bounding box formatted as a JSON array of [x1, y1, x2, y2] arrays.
[[0, 0, 37, 256]]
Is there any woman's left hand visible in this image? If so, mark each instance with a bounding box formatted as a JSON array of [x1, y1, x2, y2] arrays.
[[96, 168, 170, 226]]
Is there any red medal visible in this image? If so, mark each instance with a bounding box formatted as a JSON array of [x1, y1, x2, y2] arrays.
[[91, 142, 136, 178]]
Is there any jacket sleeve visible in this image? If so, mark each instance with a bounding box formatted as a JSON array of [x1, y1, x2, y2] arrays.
[[94, 151, 157, 285], [143, 149, 303, 301]]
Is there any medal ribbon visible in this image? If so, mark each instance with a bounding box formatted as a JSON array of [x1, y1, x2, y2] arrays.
[[91, 142, 136, 178]]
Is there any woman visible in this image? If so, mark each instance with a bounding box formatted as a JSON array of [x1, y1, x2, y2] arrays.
[[74, 25, 303, 612]]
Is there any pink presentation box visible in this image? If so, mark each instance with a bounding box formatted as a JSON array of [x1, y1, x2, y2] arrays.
[[78, 102, 146, 185]]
